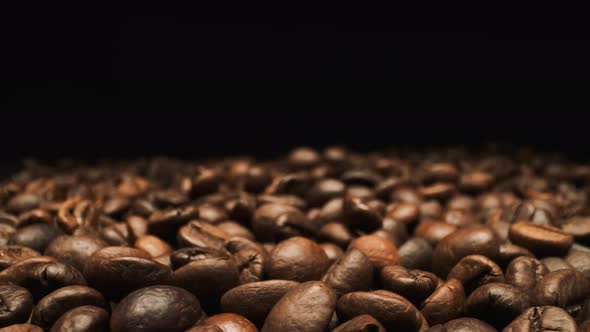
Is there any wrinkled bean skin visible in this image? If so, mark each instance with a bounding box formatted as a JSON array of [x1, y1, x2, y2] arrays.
[[110, 285, 203, 332], [262, 281, 336, 332], [31, 286, 108, 329], [49, 305, 109, 332], [322, 249, 374, 298], [447, 255, 504, 294], [503, 306, 578, 332], [505, 256, 549, 292], [380, 265, 439, 305], [221, 280, 300, 327], [535, 269, 590, 308], [332, 315, 385, 332], [337, 290, 428, 332], [465, 283, 531, 328], [0, 285, 33, 326]]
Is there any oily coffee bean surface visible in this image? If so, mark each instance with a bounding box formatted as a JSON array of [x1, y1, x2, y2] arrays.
[[3, 147, 590, 330]]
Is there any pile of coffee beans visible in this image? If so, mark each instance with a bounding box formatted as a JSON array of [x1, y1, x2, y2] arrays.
[[2, 146, 590, 331]]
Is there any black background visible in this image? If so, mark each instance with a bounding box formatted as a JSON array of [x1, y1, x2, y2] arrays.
[[2, 18, 589, 178]]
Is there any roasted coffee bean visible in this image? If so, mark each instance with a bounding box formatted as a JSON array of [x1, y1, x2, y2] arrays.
[[443, 209, 477, 228], [8, 223, 63, 252], [266, 237, 330, 282], [503, 306, 578, 332], [31, 286, 107, 329], [49, 305, 109, 332], [84, 247, 172, 299], [0, 324, 43, 332], [203, 313, 258, 332], [252, 204, 315, 242], [380, 265, 439, 305], [217, 221, 256, 241], [535, 269, 590, 308], [321, 249, 374, 298], [288, 147, 322, 170], [224, 194, 256, 225], [505, 256, 549, 292], [0, 285, 33, 326], [197, 204, 229, 224], [562, 216, 590, 244], [348, 235, 400, 269], [173, 253, 239, 311], [332, 314, 385, 332], [414, 221, 457, 246], [232, 248, 266, 284], [135, 235, 173, 258], [262, 281, 336, 332], [307, 179, 346, 207], [170, 247, 230, 269], [420, 279, 465, 326], [0, 257, 86, 301], [6, 194, 40, 214], [147, 206, 199, 239], [497, 243, 534, 268], [465, 283, 531, 328], [0, 245, 40, 271], [336, 290, 428, 332], [319, 223, 354, 248], [432, 226, 500, 277], [420, 182, 455, 200], [398, 237, 433, 270], [44, 235, 107, 272], [343, 197, 382, 232], [111, 285, 203, 332], [459, 171, 494, 193], [321, 243, 344, 264], [0, 223, 16, 246], [17, 209, 53, 227], [177, 220, 230, 251], [509, 222, 573, 257], [429, 317, 495, 332], [566, 249, 590, 278], [374, 217, 408, 247], [541, 256, 574, 272], [419, 200, 443, 219], [186, 327, 224, 332], [387, 202, 420, 227], [221, 280, 300, 327], [447, 255, 504, 294]]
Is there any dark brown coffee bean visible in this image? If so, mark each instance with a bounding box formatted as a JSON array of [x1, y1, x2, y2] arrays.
[[0, 257, 86, 301], [0, 285, 33, 326], [343, 196, 383, 233], [318, 223, 353, 248], [375, 217, 409, 247], [0, 245, 40, 271], [341, 169, 381, 188], [337, 290, 428, 332], [267, 237, 330, 282], [197, 204, 228, 224], [387, 202, 419, 226], [535, 269, 590, 308], [203, 313, 258, 332], [177, 220, 230, 251], [0, 324, 43, 332], [505, 256, 549, 292], [414, 221, 457, 246], [6, 194, 40, 214], [464, 283, 531, 328], [84, 247, 172, 299], [447, 255, 504, 294], [503, 306, 578, 332], [181, 167, 221, 198], [31, 286, 107, 329], [420, 182, 455, 200], [419, 200, 443, 219], [111, 285, 203, 332], [217, 221, 255, 241], [348, 235, 400, 269], [380, 265, 439, 305], [443, 209, 477, 228], [307, 179, 346, 206], [566, 249, 590, 279], [49, 305, 109, 332], [221, 280, 300, 327], [186, 327, 223, 332], [432, 226, 500, 277], [57, 198, 97, 234], [429, 317, 495, 332], [288, 147, 322, 169], [459, 171, 494, 192], [398, 237, 433, 271], [147, 206, 199, 239], [497, 243, 534, 268], [509, 222, 573, 257], [332, 314, 386, 332], [317, 198, 344, 224], [134, 235, 173, 258], [170, 247, 230, 270], [562, 216, 590, 244], [420, 279, 465, 326], [173, 255, 239, 311], [17, 209, 53, 228], [541, 256, 574, 272], [44, 235, 107, 272], [9, 223, 63, 252], [232, 248, 266, 284], [224, 193, 256, 226], [321, 249, 374, 298], [262, 281, 336, 332], [320, 243, 344, 264], [252, 204, 314, 242], [0, 224, 16, 246]]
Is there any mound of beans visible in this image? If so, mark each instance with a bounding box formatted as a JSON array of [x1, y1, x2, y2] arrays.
[[2, 146, 590, 331]]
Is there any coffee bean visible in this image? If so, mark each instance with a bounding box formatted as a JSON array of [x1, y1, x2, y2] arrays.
[[318, 223, 354, 248], [0, 245, 40, 271], [348, 235, 400, 269], [0, 224, 16, 246], [497, 243, 534, 268], [84, 246, 172, 299], [44, 235, 107, 272], [0, 285, 33, 326], [509, 222, 573, 257], [267, 237, 330, 282], [380, 265, 439, 305], [9, 223, 63, 252], [343, 197, 383, 233], [6, 194, 41, 214], [186, 327, 224, 332], [566, 250, 590, 279], [203, 313, 258, 332], [177, 220, 230, 251], [447, 255, 504, 294], [432, 226, 500, 277], [110, 285, 203, 332], [321, 249, 374, 298], [420, 279, 465, 326], [332, 314, 385, 332], [49, 305, 109, 332], [307, 179, 346, 207], [147, 206, 199, 239], [135, 235, 173, 258], [562, 216, 590, 245], [252, 204, 315, 242], [535, 269, 590, 308], [321, 243, 344, 264], [505, 256, 549, 292], [376, 217, 409, 247], [465, 283, 531, 328], [503, 306, 578, 332], [541, 256, 574, 272], [0, 324, 43, 332], [429, 317, 495, 332], [217, 221, 256, 241], [31, 286, 107, 329], [398, 237, 433, 270], [262, 281, 336, 332], [336, 290, 428, 332], [414, 221, 457, 246]]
